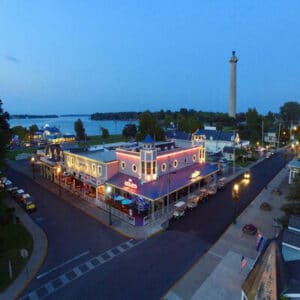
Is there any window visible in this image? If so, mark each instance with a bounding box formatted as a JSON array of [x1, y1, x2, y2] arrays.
[[132, 164, 137, 173], [193, 155, 196, 162], [153, 161, 156, 173], [121, 161, 126, 169], [161, 163, 167, 172], [141, 161, 145, 174], [92, 164, 96, 173], [98, 166, 102, 175], [71, 158, 74, 165], [146, 162, 151, 174], [173, 160, 178, 168]]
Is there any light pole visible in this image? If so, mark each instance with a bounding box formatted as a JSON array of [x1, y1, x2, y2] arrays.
[[31, 156, 35, 179], [106, 185, 112, 225], [57, 166, 62, 196], [232, 183, 240, 224]]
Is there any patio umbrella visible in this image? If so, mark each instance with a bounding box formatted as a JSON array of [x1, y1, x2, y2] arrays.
[[115, 195, 124, 201], [121, 199, 132, 205]]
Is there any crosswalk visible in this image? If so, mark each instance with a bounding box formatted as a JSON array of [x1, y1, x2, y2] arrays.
[[21, 239, 144, 300]]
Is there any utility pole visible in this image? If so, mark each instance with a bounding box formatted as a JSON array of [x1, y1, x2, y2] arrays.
[[277, 123, 281, 149], [233, 130, 236, 175], [261, 120, 264, 148]]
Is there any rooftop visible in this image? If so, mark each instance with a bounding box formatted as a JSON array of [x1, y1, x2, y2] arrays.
[[74, 150, 117, 163], [107, 162, 219, 201]]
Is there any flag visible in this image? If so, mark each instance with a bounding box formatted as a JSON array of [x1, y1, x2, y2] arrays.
[[256, 236, 264, 252], [256, 231, 262, 249], [240, 256, 247, 270], [256, 231, 264, 252]]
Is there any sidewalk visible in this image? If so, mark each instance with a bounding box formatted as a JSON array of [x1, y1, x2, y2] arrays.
[[164, 166, 289, 300], [0, 196, 48, 300]]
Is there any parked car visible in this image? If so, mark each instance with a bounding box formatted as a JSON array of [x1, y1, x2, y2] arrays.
[[242, 224, 257, 235], [173, 201, 186, 218], [13, 189, 25, 201], [6, 186, 19, 194], [187, 196, 199, 209], [19, 193, 32, 204], [207, 184, 217, 195], [22, 200, 36, 213], [217, 177, 227, 190]]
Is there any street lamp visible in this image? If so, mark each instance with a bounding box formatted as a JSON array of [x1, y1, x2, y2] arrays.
[[57, 166, 62, 196], [31, 156, 35, 179], [106, 185, 112, 225], [232, 183, 240, 224]]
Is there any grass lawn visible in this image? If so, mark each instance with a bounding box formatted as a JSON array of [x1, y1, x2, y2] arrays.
[[0, 194, 33, 292], [6, 149, 35, 161]]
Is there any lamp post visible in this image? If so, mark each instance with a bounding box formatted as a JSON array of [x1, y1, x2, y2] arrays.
[[106, 185, 112, 225], [31, 156, 35, 179], [232, 183, 240, 224], [57, 166, 62, 196]]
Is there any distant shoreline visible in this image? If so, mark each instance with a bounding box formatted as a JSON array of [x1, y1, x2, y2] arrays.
[[10, 114, 91, 119]]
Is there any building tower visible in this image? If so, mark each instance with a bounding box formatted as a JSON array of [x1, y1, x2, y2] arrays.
[[229, 51, 238, 118]]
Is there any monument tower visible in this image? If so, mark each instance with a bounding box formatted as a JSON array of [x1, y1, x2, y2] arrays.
[[229, 51, 238, 118]]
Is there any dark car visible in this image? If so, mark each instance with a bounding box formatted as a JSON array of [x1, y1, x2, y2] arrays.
[[13, 189, 26, 201]]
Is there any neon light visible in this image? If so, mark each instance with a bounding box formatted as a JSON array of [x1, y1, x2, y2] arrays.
[[124, 178, 138, 189], [157, 147, 200, 159]]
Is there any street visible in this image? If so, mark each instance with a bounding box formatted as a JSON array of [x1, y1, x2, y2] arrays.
[[7, 151, 287, 300]]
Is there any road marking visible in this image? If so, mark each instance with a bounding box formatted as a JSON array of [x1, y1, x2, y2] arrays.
[[117, 245, 126, 253], [44, 282, 54, 293], [106, 249, 115, 258], [36, 250, 90, 279], [22, 239, 144, 300]]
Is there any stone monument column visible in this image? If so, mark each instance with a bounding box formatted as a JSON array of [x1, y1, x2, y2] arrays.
[[229, 51, 238, 118]]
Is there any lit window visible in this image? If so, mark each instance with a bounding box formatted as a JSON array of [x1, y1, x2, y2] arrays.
[[193, 155, 196, 162], [121, 161, 126, 169], [92, 164, 96, 173], [161, 163, 167, 172], [173, 160, 178, 168], [98, 166, 102, 175], [132, 164, 137, 172]]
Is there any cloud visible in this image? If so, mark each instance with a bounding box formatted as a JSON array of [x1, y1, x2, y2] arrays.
[[5, 55, 20, 63]]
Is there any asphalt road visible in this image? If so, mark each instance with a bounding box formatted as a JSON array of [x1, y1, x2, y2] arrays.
[[8, 150, 288, 300]]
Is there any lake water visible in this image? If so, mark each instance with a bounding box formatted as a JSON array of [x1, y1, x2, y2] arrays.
[[9, 116, 138, 136]]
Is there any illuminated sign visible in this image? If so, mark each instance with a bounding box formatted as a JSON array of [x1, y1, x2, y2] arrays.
[[124, 178, 138, 189], [190, 170, 200, 179]]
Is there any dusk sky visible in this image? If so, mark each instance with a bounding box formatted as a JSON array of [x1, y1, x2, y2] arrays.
[[1, 1, 300, 115]]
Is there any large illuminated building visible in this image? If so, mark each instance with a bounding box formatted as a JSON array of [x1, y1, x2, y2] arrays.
[[41, 132, 219, 226]]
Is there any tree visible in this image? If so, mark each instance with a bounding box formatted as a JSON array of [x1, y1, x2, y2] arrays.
[[11, 126, 28, 140], [0, 99, 10, 168], [280, 101, 300, 125], [74, 119, 86, 140], [122, 124, 137, 139], [137, 111, 165, 141], [101, 127, 110, 139], [245, 108, 261, 142], [29, 124, 39, 135]]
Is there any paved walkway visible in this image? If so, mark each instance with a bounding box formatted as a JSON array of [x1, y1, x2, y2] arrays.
[[0, 156, 289, 299], [164, 166, 289, 300]]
